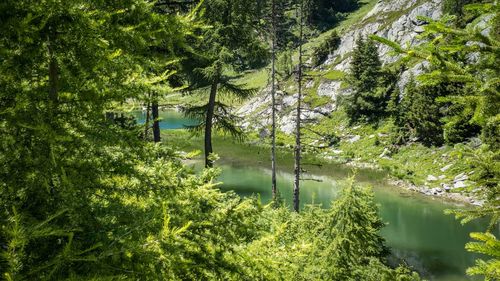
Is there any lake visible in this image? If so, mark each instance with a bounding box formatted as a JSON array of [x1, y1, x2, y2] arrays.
[[145, 109, 494, 281]]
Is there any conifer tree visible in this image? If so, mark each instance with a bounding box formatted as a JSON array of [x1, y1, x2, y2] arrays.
[[271, 0, 279, 199], [345, 37, 387, 123], [0, 0, 197, 277], [184, 0, 262, 167], [372, 4, 499, 278]]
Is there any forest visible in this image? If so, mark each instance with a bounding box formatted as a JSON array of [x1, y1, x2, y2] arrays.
[[0, 0, 498, 280]]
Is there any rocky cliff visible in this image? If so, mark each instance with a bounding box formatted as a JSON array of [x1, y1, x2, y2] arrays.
[[238, 0, 442, 134]]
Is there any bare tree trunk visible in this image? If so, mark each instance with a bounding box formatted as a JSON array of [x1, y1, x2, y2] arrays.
[[293, 0, 304, 213], [205, 80, 218, 168], [144, 93, 151, 140], [152, 93, 161, 143], [271, 0, 278, 200]]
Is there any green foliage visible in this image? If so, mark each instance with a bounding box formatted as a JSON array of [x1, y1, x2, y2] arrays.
[[446, 144, 499, 280], [239, 176, 420, 280], [313, 177, 389, 280], [442, 0, 483, 27], [277, 48, 294, 78], [311, 31, 341, 66], [183, 102, 246, 140], [373, 3, 500, 147], [482, 115, 500, 150], [465, 232, 500, 280], [395, 80, 446, 146], [303, 0, 360, 29]]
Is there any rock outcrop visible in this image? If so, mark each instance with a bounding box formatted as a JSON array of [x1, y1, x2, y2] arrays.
[[239, 0, 443, 133]]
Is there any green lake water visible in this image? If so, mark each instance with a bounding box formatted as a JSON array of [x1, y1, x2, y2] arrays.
[[215, 163, 486, 281], [132, 109, 199, 130], [149, 110, 496, 281]]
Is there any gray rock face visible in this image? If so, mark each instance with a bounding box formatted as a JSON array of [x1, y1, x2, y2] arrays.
[[238, 0, 442, 134]]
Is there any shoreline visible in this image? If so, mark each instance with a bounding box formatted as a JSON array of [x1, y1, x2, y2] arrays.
[[250, 139, 481, 207], [342, 158, 481, 206], [166, 129, 481, 207]]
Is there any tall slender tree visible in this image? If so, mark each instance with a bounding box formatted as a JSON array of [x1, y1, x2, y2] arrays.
[[293, 0, 305, 212], [152, 93, 161, 142], [184, 0, 264, 167], [270, 0, 278, 200]]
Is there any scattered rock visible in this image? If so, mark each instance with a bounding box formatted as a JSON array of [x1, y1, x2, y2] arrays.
[[259, 128, 270, 139], [472, 200, 484, 207], [426, 175, 438, 181], [454, 173, 469, 182], [438, 175, 446, 180], [348, 135, 361, 143], [440, 164, 452, 172], [379, 148, 391, 159], [454, 181, 467, 189]]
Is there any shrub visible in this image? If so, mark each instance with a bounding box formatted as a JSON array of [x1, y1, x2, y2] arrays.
[[482, 115, 500, 150], [311, 31, 341, 67]]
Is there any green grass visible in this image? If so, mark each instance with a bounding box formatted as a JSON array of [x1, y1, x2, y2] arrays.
[[336, 0, 380, 32], [323, 70, 345, 80], [295, 109, 475, 189], [235, 68, 269, 90]]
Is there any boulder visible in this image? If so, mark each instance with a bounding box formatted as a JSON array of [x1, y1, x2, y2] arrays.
[[426, 175, 438, 181], [348, 135, 361, 143], [440, 164, 453, 172], [379, 148, 391, 159], [454, 173, 469, 182], [454, 181, 467, 189], [442, 184, 451, 192]]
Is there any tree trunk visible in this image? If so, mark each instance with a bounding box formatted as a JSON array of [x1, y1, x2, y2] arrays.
[[144, 93, 151, 140], [205, 80, 218, 168], [152, 93, 161, 143], [271, 0, 278, 200], [293, 0, 304, 213]]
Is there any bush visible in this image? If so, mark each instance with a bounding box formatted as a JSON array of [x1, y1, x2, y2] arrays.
[[442, 99, 482, 144], [311, 31, 341, 67], [394, 79, 446, 146], [482, 115, 500, 150]]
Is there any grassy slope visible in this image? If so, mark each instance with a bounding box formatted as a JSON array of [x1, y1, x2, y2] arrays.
[[301, 110, 473, 190]]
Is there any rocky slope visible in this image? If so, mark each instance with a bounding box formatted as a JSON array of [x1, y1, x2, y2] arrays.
[[238, 0, 442, 134]]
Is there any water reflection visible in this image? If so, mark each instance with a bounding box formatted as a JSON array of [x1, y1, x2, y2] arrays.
[[217, 165, 488, 281]]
